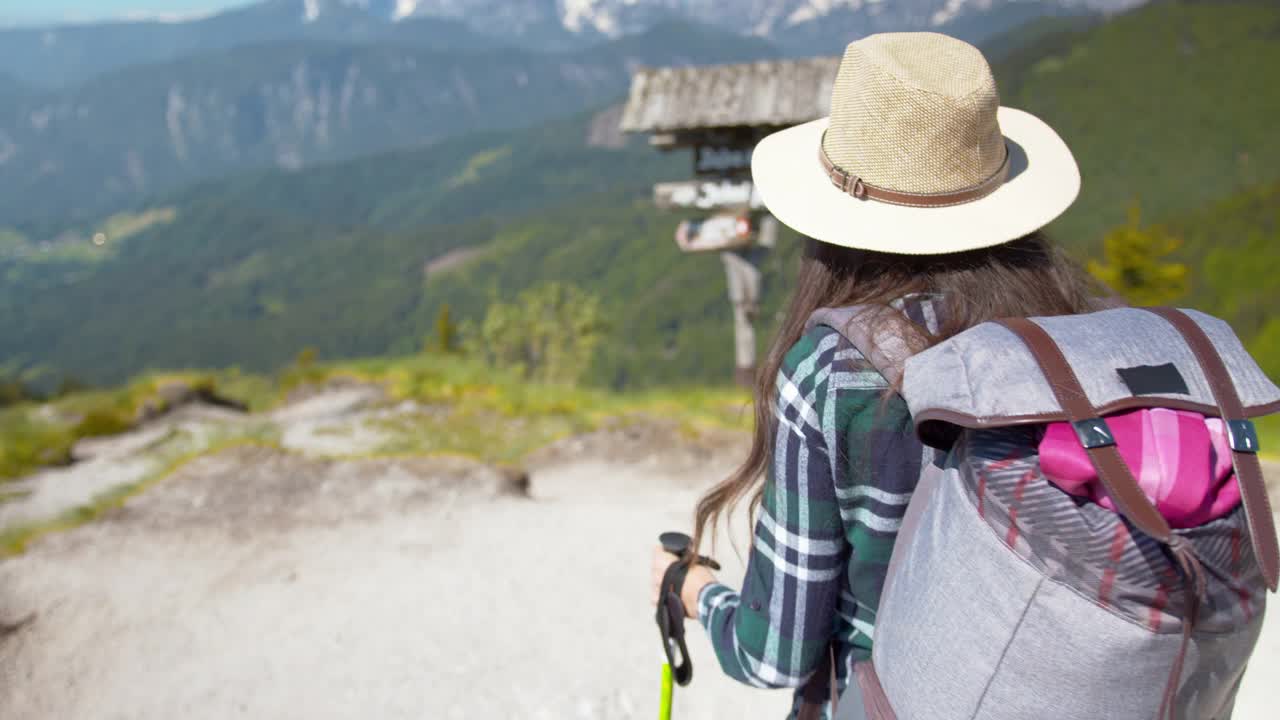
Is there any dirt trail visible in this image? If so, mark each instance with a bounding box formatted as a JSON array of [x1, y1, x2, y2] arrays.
[[0, 390, 1276, 718], [0, 419, 791, 720]]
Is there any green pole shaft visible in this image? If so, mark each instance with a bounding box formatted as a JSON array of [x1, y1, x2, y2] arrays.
[[659, 662, 674, 720]]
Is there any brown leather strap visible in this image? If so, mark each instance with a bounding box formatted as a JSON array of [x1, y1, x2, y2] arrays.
[[830, 646, 838, 714], [855, 662, 899, 720], [819, 133, 1010, 208], [1159, 537, 1207, 720], [1141, 307, 1280, 591], [997, 318, 1172, 542]]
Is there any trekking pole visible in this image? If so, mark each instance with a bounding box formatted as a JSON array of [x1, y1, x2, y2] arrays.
[[655, 531, 720, 720], [659, 654, 674, 720]]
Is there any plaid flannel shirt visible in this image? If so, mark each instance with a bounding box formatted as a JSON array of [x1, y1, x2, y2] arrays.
[[697, 298, 936, 719]]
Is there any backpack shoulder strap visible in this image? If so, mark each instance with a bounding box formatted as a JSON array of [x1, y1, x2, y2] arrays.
[[995, 317, 1174, 544], [1142, 307, 1280, 591], [805, 304, 925, 386]]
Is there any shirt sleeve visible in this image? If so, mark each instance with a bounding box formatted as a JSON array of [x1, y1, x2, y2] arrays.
[[696, 328, 850, 690]]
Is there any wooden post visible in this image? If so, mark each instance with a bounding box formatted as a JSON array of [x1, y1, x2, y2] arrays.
[[721, 247, 763, 388]]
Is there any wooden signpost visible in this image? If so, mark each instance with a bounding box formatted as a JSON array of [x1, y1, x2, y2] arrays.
[[620, 56, 840, 386]]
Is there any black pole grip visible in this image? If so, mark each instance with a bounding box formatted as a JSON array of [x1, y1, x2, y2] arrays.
[[659, 531, 721, 570], [655, 532, 721, 687]]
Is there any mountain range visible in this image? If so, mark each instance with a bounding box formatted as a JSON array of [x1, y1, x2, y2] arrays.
[[0, 21, 772, 228], [2, 1, 1274, 390], [299, 0, 1147, 45], [0, 0, 1153, 229], [0, 0, 1146, 89]]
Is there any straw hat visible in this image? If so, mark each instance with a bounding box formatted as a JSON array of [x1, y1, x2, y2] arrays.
[[751, 32, 1080, 255]]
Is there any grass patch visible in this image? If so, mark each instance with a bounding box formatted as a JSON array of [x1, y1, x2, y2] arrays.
[[2, 348, 749, 488], [0, 368, 275, 481], [447, 146, 513, 189], [97, 207, 178, 244], [331, 353, 750, 426], [370, 405, 593, 465], [72, 407, 134, 438], [1258, 413, 1280, 461], [0, 408, 77, 480], [270, 352, 750, 465], [1, 350, 747, 554]]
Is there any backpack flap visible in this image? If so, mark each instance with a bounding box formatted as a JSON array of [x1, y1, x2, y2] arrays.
[[901, 307, 1280, 451]]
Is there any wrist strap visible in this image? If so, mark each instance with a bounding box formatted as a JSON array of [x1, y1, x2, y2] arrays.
[[658, 559, 695, 686]]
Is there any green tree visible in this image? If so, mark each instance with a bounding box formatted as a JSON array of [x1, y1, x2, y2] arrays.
[[0, 376, 30, 407], [1088, 202, 1190, 306], [431, 304, 457, 354], [55, 375, 92, 398], [467, 283, 605, 385], [295, 347, 319, 369]]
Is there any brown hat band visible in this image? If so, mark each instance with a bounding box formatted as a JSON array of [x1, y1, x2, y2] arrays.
[[819, 134, 1011, 208]]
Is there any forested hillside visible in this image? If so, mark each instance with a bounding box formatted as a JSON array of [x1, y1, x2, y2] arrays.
[[2, 1, 1276, 391], [998, 0, 1280, 251], [0, 112, 694, 386], [1170, 182, 1280, 378]]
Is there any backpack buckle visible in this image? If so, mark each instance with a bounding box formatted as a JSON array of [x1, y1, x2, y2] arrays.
[[1072, 418, 1116, 449], [1226, 419, 1259, 454]]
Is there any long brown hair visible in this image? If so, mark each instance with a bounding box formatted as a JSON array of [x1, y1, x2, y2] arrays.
[[691, 231, 1105, 556]]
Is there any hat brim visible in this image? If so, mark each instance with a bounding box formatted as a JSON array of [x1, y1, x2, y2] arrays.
[[750, 107, 1081, 255]]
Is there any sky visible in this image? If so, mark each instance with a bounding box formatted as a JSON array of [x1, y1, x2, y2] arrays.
[[0, 0, 254, 26]]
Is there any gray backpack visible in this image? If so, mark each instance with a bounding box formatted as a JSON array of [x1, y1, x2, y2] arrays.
[[809, 306, 1279, 720]]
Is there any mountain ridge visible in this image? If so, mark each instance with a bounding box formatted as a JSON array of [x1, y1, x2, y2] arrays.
[[0, 21, 774, 228], [4, 1, 1274, 391], [0, 0, 1145, 89]]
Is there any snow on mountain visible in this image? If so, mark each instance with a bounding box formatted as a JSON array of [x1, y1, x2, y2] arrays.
[[366, 0, 1148, 39]]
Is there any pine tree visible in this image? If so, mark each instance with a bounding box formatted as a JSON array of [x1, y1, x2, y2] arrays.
[[435, 304, 456, 354], [295, 347, 319, 369], [1088, 201, 1190, 306]]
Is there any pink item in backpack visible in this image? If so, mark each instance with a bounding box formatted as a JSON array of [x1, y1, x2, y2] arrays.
[[1038, 407, 1241, 528]]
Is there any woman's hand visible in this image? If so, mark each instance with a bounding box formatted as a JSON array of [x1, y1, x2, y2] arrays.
[[651, 545, 718, 620]]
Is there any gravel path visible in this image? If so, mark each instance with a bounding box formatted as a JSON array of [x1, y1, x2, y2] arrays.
[[0, 414, 1276, 719], [0, 404, 248, 530], [0, 427, 791, 720]]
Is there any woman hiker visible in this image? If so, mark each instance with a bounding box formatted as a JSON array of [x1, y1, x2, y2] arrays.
[[650, 32, 1098, 719]]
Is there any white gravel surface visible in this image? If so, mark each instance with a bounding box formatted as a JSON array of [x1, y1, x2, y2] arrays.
[[0, 398, 1276, 719], [0, 430, 792, 720]]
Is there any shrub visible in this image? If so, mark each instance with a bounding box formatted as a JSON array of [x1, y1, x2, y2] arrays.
[[465, 283, 605, 386], [0, 412, 75, 480], [72, 408, 133, 439], [1088, 202, 1189, 306]]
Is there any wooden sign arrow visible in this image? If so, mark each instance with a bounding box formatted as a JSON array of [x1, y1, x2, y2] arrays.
[[653, 179, 763, 211], [674, 213, 755, 254]]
